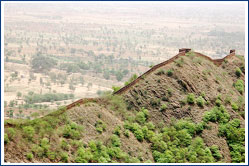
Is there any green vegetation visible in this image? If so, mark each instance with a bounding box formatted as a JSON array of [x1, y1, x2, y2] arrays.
[[186, 51, 195, 58], [26, 152, 34, 161], [113, 126, 121, 136], [124, 130, 130, 137], [234, 80, 244, 94], [4, 134, 9, 144], [63, 122, 83, 139], [235, 67, 242, 77], [167, 69, 173, 76], [31, 54, 57, 73], [110, 134, 121, 147], [95, 120, 107, 133], [215, 99, 222, 107], [174, 57, 184, 67], [24, 92, 74, 104], [150, 98, 161, 107], [219, 119, 245, 162], [23, 126, 35, 140], [203, 105, 230, 124], [187, 93, 195, 104], [210, 145, 222, 160], [125, 74, 138, 86], [7, 128, 16, 140], [112, 86, 121, 93], [231, 102, 239, 111], [202, 103, 245, 163], [156, 69, 165, 75], [160, 104, 167, 112], [196, 96, 205, 107]]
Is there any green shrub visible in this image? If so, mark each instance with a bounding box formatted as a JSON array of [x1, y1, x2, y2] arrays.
[[225, 96, 232, 105], [40, 138, 50, 153], [203, 106, 230, 124], [160, 104, 167, 111], [186, 51, 195, 58], [124, 130, 130, 137], [196, 96, 205, 107], [156, 69, 165, 75], [150, 99, 161, 107], [4, 134, 9, 144], [145, 122, 155, 130], [234, 80, 244, 94], [95, 120, 107, 134], [26, 152, 33, 161], [88, 140, 97, 151], [63, 123, 82, 139], [70, 140, 83, 148], [47, 151, 56, 161], [201, 92, 206, 97], [60, 152, 69, 162], [60, 139, 70, 151], [111, 135, 121, 147], [112, 86, 121, 93], [7, 128, 16, 140], [218, 119, 245, 162], [75, 147, 93, 163], [167, 69, 173, 76], [174, 120, 197, 136], [134, 128, 144, 142], [141, 108, 149, 118], [231, 102, 239, 111], [177, 129, 192, 146], [167, 88, 173, 97], [23, 126, 35, 140], [235, 67, 242, 77], [129, 123, 144, 141], [124, 74, 138, 86], [135, 112, 146, 124], [210, 145, 222, 160], [187, 93, 195, 104], [162, 96, 168, 101], [31, 144, 44, 157], [109, 95, 126, 112], [215, 99, 222, 107], [113, 126, 121, 136], [175, 58, 184, 67], [195, 122, 207, 134]]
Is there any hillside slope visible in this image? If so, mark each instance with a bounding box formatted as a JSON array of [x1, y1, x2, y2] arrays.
[[4, 49, 245, 163]]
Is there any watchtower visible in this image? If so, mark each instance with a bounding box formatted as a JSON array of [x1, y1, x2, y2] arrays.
[[179, 48, 191, 53], [230, 49, 235, 54]]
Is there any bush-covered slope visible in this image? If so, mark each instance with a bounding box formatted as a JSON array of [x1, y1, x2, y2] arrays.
[[4, 52, 245, 163]]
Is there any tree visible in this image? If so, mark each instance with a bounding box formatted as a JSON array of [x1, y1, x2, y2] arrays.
[[17, 92, 22, 99], [60, 80, 65, 87], [87, 83, 93, 90], [9, 100, 15, 107], [115, 71, 124, 81], [103, 71, 110, 80], [69, 83, 75, 92], [31, 54, 57, 73], [79, 76, 84, 86], [11, 71, 18, 79], [4, 101, 7, 108], [9, 109, 14, 118], [40, 77, 43, 86]]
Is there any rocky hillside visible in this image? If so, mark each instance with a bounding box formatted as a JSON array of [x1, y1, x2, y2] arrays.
[[4, 49, 245, 163]]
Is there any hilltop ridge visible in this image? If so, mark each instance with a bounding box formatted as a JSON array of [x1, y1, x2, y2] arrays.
[[4, 49, 245, 163]]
